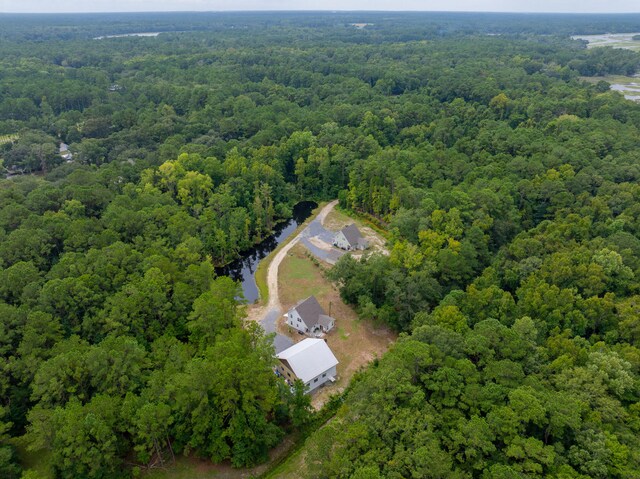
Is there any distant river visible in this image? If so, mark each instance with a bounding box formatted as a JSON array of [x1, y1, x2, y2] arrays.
[[217, 201, 317, 303], [93, 32, 163, 39]]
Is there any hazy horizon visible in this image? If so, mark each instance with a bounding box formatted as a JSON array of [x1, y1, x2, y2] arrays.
[[2, 1, 640, 15]]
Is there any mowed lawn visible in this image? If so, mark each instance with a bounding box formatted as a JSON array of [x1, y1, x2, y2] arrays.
[[277, 243, 396, 408], [278, 246, 333, 305]]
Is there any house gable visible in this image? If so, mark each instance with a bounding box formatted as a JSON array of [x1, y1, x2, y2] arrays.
[[286, 308, 307, 333]]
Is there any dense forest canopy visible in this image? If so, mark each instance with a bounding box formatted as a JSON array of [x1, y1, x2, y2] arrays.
[[1, 11, 640, 479]]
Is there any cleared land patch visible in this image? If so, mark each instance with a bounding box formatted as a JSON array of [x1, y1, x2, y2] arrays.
[[572, 32, 640, 51], [143, 434, 298, 479], [277, 243, 396, 409], [322, 206, 388, 255]]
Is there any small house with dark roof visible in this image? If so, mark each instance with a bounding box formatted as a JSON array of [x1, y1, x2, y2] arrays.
[[285, 296, 335, 335], [276, 338, 338, 392], [333, 223, 368, 251]]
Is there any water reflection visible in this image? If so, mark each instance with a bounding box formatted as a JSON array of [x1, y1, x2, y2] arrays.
[[217, 201, 317, 303]]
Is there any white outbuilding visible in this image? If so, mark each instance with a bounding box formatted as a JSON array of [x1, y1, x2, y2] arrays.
[[276, 338, 339, 392]]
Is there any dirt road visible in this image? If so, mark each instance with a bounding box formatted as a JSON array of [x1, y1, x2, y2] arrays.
[[247, 200, 338, 351]]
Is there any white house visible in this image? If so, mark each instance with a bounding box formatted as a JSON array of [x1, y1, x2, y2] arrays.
[[276, 338, 338, 392], [333, 223, 368, 251], [59, 143, 73, 162], [285, 296, 335, 335]]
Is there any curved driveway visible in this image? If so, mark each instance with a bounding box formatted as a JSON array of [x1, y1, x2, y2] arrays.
[[255, 200, 340, 352]]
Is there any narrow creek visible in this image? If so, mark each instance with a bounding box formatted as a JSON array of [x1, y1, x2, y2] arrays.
[[217, 201, 317, 303]]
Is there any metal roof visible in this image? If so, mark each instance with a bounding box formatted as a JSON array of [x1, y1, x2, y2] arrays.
[[276, 338, 339, 383]]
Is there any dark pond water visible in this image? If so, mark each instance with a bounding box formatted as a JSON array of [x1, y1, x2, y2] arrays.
[[217, 201, 317, 303]]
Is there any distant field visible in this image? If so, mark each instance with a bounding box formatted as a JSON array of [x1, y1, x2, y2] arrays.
[[573, 32, 640, 102], [580, 75, 640, 102], [572, 32, 640, 51]]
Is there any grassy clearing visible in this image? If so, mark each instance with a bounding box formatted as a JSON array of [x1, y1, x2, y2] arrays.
[[142, 434, 299, 479], [277, 243, 396, 409], [262, 396, 344, 479], [143, 458, 222, 479], [264, 447, 307, 478], [254, 265, 269, 304], [254, 202, 325, 304], [336, 326, 349, 340], [142, 457, 237, 479], [580, 75, 640, 102], [581, 75, 639, 84], [278, 247, 332, 306], [573, 33, 640, 52], [260, 429, 315, 479], [322, 206, 355, 231], [587, 41, 640, 52], [260, 450, 304, 478]]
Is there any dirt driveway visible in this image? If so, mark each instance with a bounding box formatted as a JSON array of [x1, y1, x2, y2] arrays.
[[245, 200, 339, 352]]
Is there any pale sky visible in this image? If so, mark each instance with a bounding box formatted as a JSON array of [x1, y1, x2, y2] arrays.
[[1, 0, 640, 14]]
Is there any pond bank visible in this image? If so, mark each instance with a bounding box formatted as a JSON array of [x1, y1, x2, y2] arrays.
[[216, 201, 317, 303]]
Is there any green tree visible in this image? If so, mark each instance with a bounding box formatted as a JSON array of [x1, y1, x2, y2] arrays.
[[187, 276, 245, 351], [27, 396, 124, 479]]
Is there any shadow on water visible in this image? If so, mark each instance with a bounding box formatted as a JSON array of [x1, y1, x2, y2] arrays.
[[217, 201, 317, 303]]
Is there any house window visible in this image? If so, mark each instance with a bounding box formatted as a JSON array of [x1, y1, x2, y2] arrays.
[[322, 373, 326, 378], [287, 372, 290, 377], [314, 378, 318, 383]]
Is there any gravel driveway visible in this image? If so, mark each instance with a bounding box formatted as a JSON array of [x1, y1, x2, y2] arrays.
[[252, 201, 340, 353]]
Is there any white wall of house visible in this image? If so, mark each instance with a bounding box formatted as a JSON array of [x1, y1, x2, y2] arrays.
[[286, 309, 308, 333], [304, 365, 337, 392], [333, 231, 352, 250]]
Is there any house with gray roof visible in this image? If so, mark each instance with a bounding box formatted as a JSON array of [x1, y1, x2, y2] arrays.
[[333, 223, 368, 251], [285, 296, 335, 335], [276, 338, 338, 392]]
